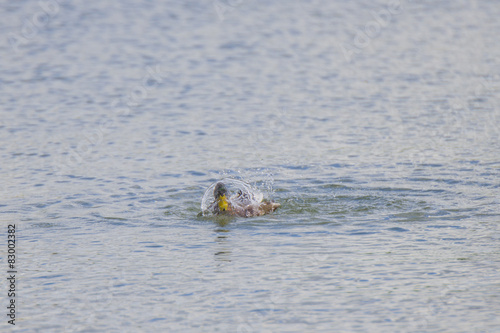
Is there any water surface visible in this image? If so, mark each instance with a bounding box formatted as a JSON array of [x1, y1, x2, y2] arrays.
[[1, 0, 499, 332]]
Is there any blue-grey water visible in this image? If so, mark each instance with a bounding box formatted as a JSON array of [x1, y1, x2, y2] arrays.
[[1, 0, 500, 332]]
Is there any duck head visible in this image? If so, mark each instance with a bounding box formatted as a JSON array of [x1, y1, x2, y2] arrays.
[[214, 182, 229, 212]]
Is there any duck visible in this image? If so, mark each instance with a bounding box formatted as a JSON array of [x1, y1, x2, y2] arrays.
[[211, 182, 280, 217]]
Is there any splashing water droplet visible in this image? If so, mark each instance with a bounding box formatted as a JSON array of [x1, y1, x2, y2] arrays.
[[200, 178, 264, 216]]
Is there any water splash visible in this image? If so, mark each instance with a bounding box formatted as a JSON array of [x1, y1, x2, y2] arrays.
[[200, 178, 264, 216]]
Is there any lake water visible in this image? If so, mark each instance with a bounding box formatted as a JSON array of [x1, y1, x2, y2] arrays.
[[1, 0, 500, 332]]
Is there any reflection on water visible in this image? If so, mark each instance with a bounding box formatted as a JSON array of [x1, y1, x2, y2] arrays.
[[214, 229, 232, 263]]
